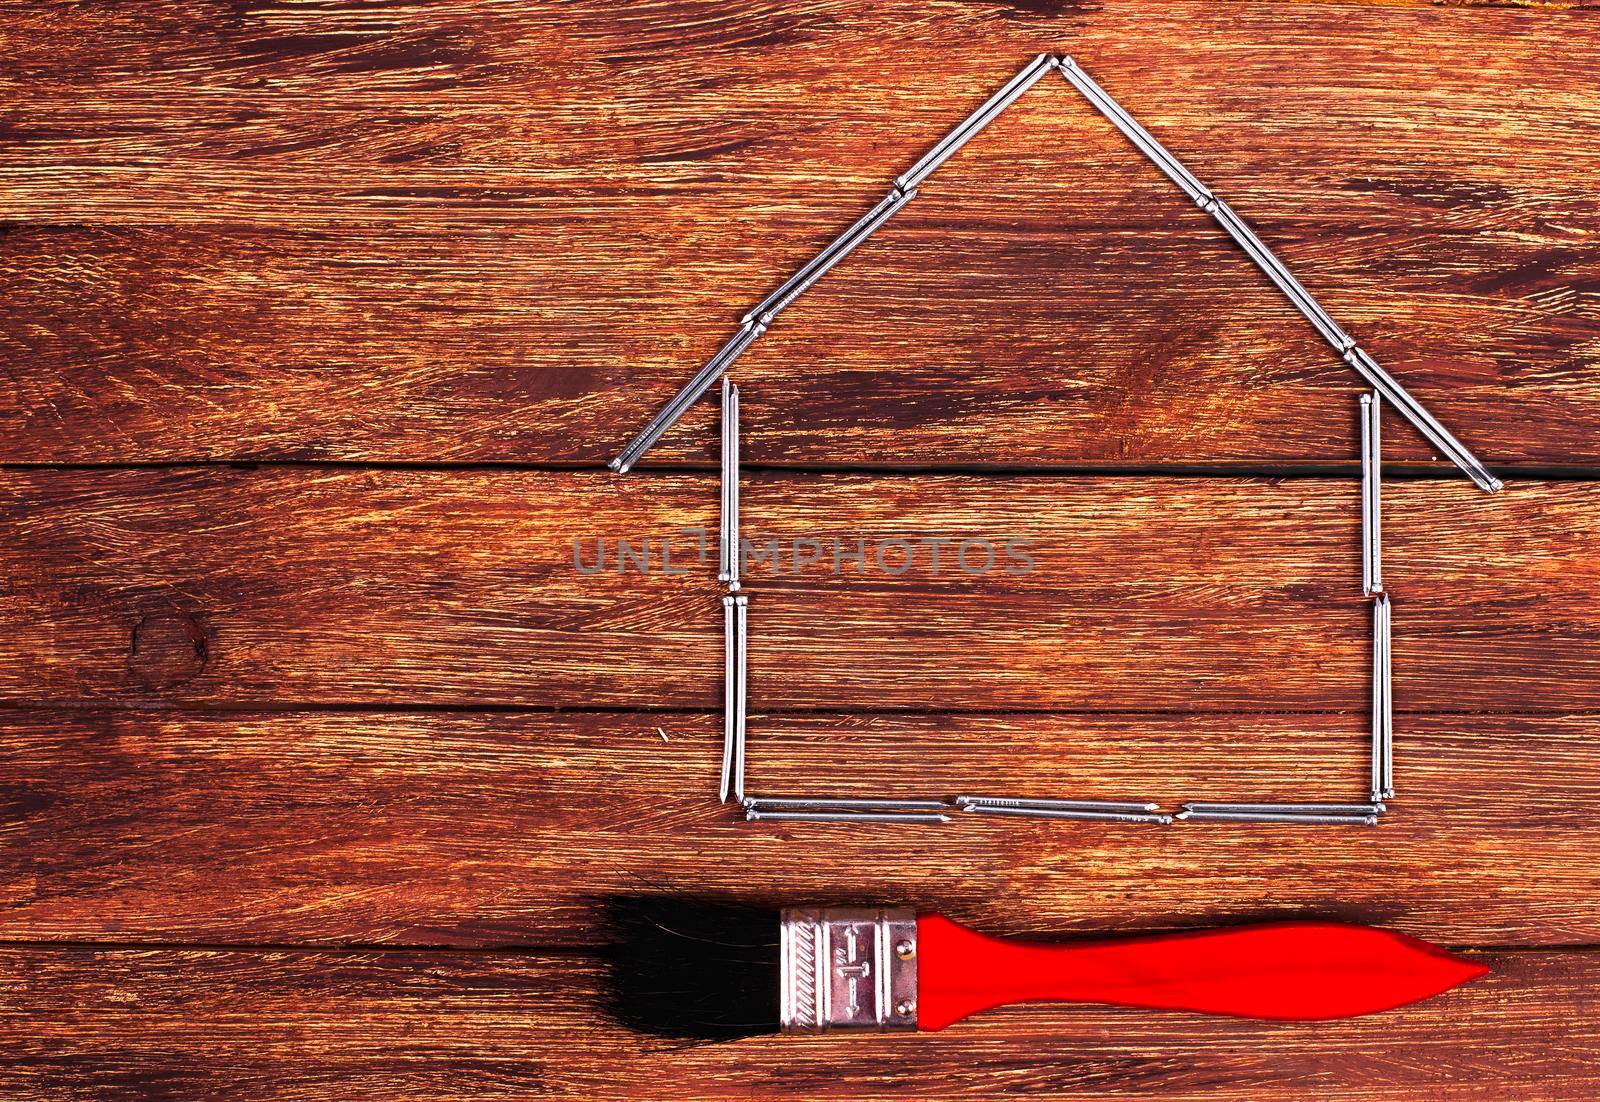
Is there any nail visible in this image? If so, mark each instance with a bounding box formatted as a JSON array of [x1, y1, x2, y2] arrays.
[[1379, 593, 1393, 799], [744, 797, 949, 811], [1056, 57, 1209, 205], [718, 379, 740, 589], [1184, 802, 1385, 816], [966, 805, 1171, 825], [897, 53, 1057, 191], [1361, 392, 1382, 596], [746, 809, 950, 824], [1344, 346, 1500, 494], [1179, 810, 1378, 826], [743, 188, 915, 328], [720, 595, 737, 803], [1371, 592, 1385, 803], [956, 795, 1160, 813], [733, 594, 749, 802], [612, 322, 764, 473], [1207, 199, 1354, 352]]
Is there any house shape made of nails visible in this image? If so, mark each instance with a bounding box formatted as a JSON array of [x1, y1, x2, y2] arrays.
[[608, 53, 1503, 829]]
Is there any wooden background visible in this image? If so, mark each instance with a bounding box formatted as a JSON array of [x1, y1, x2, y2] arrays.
[[3, 0, 1599, 1098]]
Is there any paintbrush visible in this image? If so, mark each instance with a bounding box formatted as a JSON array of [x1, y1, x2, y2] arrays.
[[605, 899, 1487, 1038]]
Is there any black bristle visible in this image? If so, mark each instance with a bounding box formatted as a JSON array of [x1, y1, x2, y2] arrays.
[[600, 896, 782, 1040]]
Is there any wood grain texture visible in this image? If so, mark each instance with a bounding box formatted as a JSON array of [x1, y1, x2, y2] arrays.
[[0, 468, 1592, 711], [6, 708, 1598, 946], [1, 1, 1597, 464], [2, 945, 1594, 1101], [4, 2, 1598, 1094]]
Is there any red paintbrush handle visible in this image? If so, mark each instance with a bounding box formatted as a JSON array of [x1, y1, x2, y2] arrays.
[[916, 915, 1488, 1031]]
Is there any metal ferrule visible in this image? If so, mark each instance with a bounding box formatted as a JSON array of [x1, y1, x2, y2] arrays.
[[897, 53, 1057, 191], [780, 907, 919, 1032], [743, 187, 915, 327]]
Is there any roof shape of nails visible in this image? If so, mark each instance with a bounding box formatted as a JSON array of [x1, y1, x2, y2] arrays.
[[611, 52, 1500, 493]]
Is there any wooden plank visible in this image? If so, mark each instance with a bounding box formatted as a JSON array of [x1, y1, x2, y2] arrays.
[[2, 220, 1592, 466], [0, 945, 1593, 1100], [1, 2, 1595, 225], [1, 2, 1596, 465], [5, 708, 1598, 946], [0, 469, 1592, 711]]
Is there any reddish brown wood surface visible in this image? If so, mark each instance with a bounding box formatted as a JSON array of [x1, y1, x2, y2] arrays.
[[2, 946, 1593, 1101], [0, 468, 1591, 710], [3, 1, 1598, 1097], [1, 1, 1597, 465], [6, 708, 1599, 948]]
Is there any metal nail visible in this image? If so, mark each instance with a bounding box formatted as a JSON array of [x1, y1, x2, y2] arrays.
[[1177, 802, 1376, 818], [720, 595, 737, 803], [1344, 346, 1500, 494], [718, 379, 741, 589], [746, 809, 951, 824], [734, 593, 749, 802], [966, 805, 1171, 825], [743, 188, 916, 328], [1361, 392, 1383, 596], [1379, 593, 1394, 800], [897, 53, 1057, 191], [1217, 201, 1497, 495], [1207, 199, 1354, 352], [718, 377, 730, 581], [744, 797, 950, 811], [1055, 70, 1344, 347], [1056, 57, 1209, 205], [611, 322, 764, 473], [1370, 390, 1383, 593], [956, 795, 1160, 813], [1371, 593, 1385, 803], [1184, 802, 1385, 816]]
